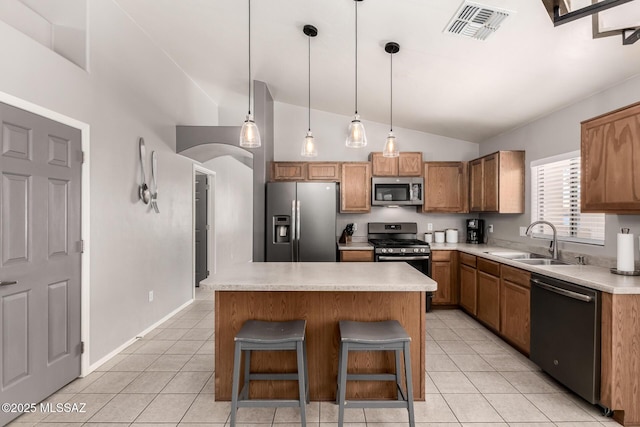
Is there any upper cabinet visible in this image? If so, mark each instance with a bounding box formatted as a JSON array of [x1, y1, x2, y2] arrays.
[[370, 152, 422, 177], [340, 162, 371, 213], [271, 162, 340, 182], [469, 151, 525, 213], [422, 161, 468, 213], [581, 101, 640, 213]]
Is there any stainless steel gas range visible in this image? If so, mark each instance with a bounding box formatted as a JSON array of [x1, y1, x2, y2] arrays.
[[368, 222, 433, 310]]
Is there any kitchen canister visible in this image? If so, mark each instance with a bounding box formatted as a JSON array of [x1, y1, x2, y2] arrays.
[[434, 231, 445, 243], [424, 233, 433, 243], [445, 228, 459, 243]]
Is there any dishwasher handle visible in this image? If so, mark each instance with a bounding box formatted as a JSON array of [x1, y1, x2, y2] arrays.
[[531, 278, 593, 303]]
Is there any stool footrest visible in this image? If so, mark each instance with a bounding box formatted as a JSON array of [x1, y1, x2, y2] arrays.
[[248, 373, 300, 381], [346, 373, 398, 381], [236, 399, 304, 408], [343, 400, 411, 409]]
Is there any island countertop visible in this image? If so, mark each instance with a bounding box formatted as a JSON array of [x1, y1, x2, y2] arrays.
[[201, 262, 437, 292]]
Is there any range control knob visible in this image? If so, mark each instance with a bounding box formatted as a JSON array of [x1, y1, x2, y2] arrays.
[[388, 248, 394, 253], [421, 248, 427, 253], [413, 248, 419, 253], [381, 248, 387, 253], [400, 248, 406, 253]]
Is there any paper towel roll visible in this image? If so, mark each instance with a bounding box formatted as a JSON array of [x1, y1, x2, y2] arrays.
[[617, 233, 635, 272]]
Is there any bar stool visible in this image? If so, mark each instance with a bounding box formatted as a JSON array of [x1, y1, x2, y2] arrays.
[[230, 319, 309, 427], [336, 320, 415, 427]]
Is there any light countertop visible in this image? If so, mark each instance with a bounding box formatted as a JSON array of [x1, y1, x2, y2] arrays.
[[430, 243, 640, 295], [336, 241, 373, 250], [201, 262, 437, 292]]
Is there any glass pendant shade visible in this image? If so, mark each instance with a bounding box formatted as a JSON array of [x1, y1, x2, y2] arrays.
[[239, 114, 261, 148], [301, 131, 317, 157], [346, 114, 367, 148], [383, 132, 399, 157]]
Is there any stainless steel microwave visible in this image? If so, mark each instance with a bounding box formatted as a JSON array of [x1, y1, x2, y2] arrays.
[[372, 177, 424, 206]]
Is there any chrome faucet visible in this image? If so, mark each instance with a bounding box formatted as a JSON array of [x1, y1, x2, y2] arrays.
[[525, 220, 559, 260]]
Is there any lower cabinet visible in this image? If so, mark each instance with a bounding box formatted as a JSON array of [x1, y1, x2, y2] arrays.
[[339, 250, 373, 262], [431, 250, 458, 305], [476, 258, 501, 331], [500, 265, 531, 354], [459, 253, 477, 315]]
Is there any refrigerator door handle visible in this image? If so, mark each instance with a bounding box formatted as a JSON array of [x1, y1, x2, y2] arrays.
[[291, 200, 297, 261], [296, 200, 301, 261]]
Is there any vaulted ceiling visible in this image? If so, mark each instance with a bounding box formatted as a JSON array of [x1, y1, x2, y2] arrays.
[[115, 0, 640, 142]]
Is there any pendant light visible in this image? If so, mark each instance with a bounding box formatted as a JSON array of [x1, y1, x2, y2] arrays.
[[346, 0, 367, 148], [383, 42, 400, 158], [239, 0, 261, 148], [301, 24, 318, 157]]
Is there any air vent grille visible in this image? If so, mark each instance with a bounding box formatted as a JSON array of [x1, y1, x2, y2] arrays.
[[445, 1, 510, 41]]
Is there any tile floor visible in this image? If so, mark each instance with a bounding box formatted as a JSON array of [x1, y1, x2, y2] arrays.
[[9, 288, 620, 426]]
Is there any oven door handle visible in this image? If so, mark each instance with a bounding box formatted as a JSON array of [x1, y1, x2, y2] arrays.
[[378, 255, 431, 261]]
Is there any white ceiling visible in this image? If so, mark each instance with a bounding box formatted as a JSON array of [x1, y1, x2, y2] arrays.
[[114, 0, 640, 143]]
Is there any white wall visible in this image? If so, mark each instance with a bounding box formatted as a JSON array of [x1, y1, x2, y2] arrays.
[[0, 0, 218, 365], [274, 102, 480, 239], [203, 156, 253, 267], [480, 73, 640, 265]]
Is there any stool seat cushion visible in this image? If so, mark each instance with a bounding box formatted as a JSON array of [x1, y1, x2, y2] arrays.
[[235, 319, 306, 344], [339, 320, 410, 344]]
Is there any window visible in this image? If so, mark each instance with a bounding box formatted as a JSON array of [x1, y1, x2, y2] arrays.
[[531, 151, 605, 245]]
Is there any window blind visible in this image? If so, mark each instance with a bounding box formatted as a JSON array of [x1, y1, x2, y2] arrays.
[[531, 155, 605, 245]]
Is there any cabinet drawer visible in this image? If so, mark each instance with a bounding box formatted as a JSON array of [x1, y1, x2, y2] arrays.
[[308, 162, 340, 181], [501, 265, 530, 288], [432, 250, 452, 262], [340, 250, 373, 262], [460, 252, 476, 267], [478, 258, 500, 277]]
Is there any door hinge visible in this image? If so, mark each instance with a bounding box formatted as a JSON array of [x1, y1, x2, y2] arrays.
[[78, 150, 85, 164], [206, 224, 210, 230], [80, 341, 85, 354], [207, 270, 210, 277], [78, 240, 84, 253], [206, 184, 210, 190]]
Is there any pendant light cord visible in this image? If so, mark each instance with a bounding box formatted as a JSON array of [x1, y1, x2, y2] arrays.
[[248, 0, 252, 115], [354, 0, 358, 115], [390, 51, 393, 132], [308, 35, 311, 132]]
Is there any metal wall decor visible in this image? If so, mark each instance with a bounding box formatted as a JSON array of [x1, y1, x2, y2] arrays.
[[137, 137, 159, 212]]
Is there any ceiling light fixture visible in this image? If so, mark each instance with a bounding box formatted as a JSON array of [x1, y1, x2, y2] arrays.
[[301, 24, 318, 157], [346, 0, 367, 148], [239, 0, 261, 148], [383, 42, 400, 158]]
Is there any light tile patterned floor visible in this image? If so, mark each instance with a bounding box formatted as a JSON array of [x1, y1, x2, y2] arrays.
[[9, 288, 620, 426]]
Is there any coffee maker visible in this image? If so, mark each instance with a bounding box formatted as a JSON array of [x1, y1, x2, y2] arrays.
[[466, 218, 485, 244]]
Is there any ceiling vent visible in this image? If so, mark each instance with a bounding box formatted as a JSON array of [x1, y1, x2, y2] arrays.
[[445, 1, 510, 41]]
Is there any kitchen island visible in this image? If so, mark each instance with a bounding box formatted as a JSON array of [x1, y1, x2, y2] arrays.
[[201, 262, 437, 402]]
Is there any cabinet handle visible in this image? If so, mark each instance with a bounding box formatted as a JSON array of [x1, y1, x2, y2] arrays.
[[0, 281, 18, 287]]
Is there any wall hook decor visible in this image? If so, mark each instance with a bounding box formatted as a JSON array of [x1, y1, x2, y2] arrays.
[[151, 151, 159, 213], [138, 137, 151, 205]]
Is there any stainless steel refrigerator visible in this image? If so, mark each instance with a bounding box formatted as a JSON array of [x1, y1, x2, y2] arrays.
[[266, 182, 337, 262]]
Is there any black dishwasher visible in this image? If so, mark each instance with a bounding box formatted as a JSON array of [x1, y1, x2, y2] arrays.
[[530, 274, 601, 404]]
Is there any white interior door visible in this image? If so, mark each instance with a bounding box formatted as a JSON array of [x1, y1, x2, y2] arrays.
[[0, 102, 82, 424]]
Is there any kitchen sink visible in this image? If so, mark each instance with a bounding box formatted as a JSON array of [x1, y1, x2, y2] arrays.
[[515, 258, 571, 266], [485, 251, 547, 260]]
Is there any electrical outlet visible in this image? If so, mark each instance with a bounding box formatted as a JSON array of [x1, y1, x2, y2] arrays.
[[520, 226, 527, 236], [353, 223, 357, 231], [427, 223, 433, 231], [488, 224, 494, 233], [149, 291, 154, 302]]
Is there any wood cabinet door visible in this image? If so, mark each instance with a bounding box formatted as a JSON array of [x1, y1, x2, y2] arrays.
[[340, 250, 373, 262], [398, 152, 423, 176], [422, 162, 468, 213], [271, 162, 307, 181], [307, 162, 340, 181], [581, 102, 640, 213], [459, 264, 477, 315], [477, 271, 500, 331], [340, 162, 371, 213], [482, 153, 499, 212], [469, 158, 484, 212], [370, 152, 398, 176], [501, 278, 530, 354]]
